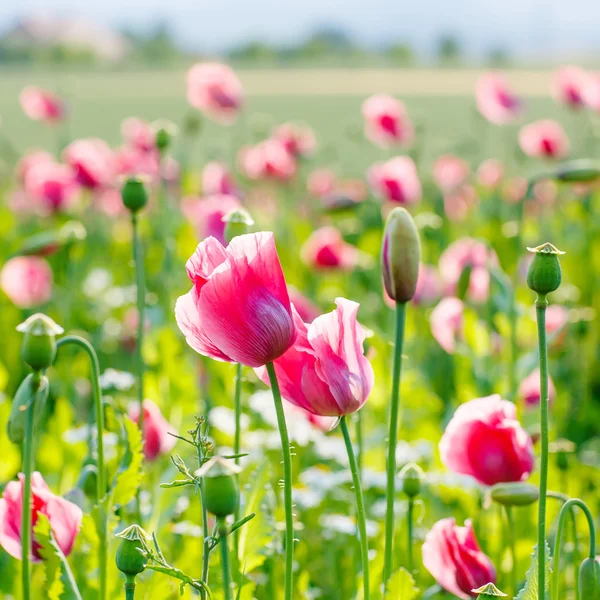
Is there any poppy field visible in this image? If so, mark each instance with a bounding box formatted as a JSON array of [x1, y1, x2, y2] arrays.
[[0, 64, 599, 600]]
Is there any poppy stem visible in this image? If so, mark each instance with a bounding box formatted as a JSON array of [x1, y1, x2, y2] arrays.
[[534, 294, 549, 600], [124, 575, 136, 600], [340, 415, 370, 600], [233, 362, 243, 557], [504, 506, 517, 597], [195, 434, 210, 598], [219, 518, 232, 600], [383, 300, 407, 587], [407, 497, 414, 576], [265, 362, 294, 600], [56, 336, 107, 600]]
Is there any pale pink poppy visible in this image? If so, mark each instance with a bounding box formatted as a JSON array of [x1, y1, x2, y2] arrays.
[[433, 155, 470, 192], [553, 66, 589, 109], [362, 94, 414, 148], [15, 150, 55, 184], [384, 263, 441, 308], [301, 227, 359, 270], [121, 117, 156, 152], [113, 146, 159, 181], [475, 73, 522, 125], [443, 184, 478, 222], [583, 73, 600, 111], [186, 62, 243, 124], [307, 169, 336, 199], [519, 120, 570, 159], [476, 159, 504, 189], [19, 86, 65, 123], [368, 156, 421, 205], [63, 138, 114, 189], [430, 297, 464, 354], [181, 194, 242, 245], [519, 369, 556, 408], [1, 256, 53, 308], [129, 400, 176, 461], [273, 123, 317, 157], [202, 162, 240, 197], [288, 286, 320, 323], [24, 161, 79, 214], [239, 139, 297, 181], [503, 176, 529, 205]]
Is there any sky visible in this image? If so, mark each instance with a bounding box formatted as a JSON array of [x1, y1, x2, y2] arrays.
[[1, 0, 600, 59]]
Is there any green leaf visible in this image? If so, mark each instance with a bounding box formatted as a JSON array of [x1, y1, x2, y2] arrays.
[[385, 568, 420, 600], [112, 416, 144, 508], [515, 542, 552, 600]]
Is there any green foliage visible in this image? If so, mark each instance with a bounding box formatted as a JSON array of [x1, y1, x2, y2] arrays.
[[112, 417, 144, 508], [515, 542, 552, 600], [385, 568, 420, 599]]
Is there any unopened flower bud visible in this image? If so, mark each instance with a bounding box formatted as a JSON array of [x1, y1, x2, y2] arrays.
[[223, 208, 254, 243], [76, 463, 99, 499], [472, 583, 508, 598], [196, 456, 242, 517], [490, 482, 539, 507], [578, 557, 600, 599], [555, 160, 600, 183], [7, 373, 48, 444], [121, 177, 148, 214], [381, 207, 421, 303], [17, 313, 63, 371], [526, 243, 564, 296], [399, 462, 424, 498], [152, 119, 177, 154], [115, 524, 152, 576]]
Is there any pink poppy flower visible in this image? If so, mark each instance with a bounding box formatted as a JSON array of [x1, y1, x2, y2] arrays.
[[113, 146, 160, 182], [519, 369, 557, 408], [255, 298, 373, 416], [0, 472, 82, 561], [239, 139, 297, 181], [519, 120, 570, 159], [288, 286, 321, 323], [129, 400, 176, 461], [439, 238, 498, 303], [476, 159, 504, 189], [15, 150, 55, 184], [307, 169, 336, 199], [186, 62, 243, 124], [273, 123, 317, 157], [430, 297, 464, 354], [475, 73, 522, 125], [546, 305, 568, 335], [422, 518, 496, 599], [362, 94, 414, 148], [439, 395, 535, 486], [19, 87, 65, 123], [181, 194, 242, 245], [24, 161, 79, 214], [368, 156, 421, 205], [443, 184, 478, 222], [433, 155, 470, 192], [63, 138, 114, 189], [202, 162, 240, 197], [175, 233, 296, 368], [553, 66, 589, 109], [583, 73, 600, 111], [301, 227, 359, 270], [121, 117, 156, 152], [414, 264, 442, 305], [1, 256, 53, 308]]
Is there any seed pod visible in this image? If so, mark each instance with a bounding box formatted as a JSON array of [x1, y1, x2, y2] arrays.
[[115, 525, 152, 576], [526, 242, 564, 296], [555, 160, 600, 183], [197, 456, 242, 517], [17, 313, 64, 371], [399, 462, 424, 498], [7, 373, 48, 444], [152, 119, 177, 154], [223, 208, 254, 243], [472, 583, 508, 598], [490, 482, 539, 507], [381, 207, 421, 303], [121, 177, 148, 214], [578, 557, 600, 599]]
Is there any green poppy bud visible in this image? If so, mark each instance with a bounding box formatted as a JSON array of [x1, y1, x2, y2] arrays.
[[76, 463, 98, 499], [152, 119, 178, 154], [115, 524, 152, 576], [381, 207, 421, 303], [7, 373, 48, 444], [399, 462, 424, 498], [472, 583, 508, 598], [121, 177, 148, 214], [555, 160, 600, 183], [526, 242, 564, 296], [490, 482, 539, 507], [223, 208, 254, 243], [578, 557, 600, 599], [17, 313, 64, 371], [197, 456, 242, 517]]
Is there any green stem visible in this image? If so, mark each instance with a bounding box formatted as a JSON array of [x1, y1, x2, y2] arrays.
[[125, 575, 136, 600], [340, 416, 370, 600], [383, 301, 407, 586], [407, 497, 414, 576], [535, 295, 549, 600], [56, 335, 107, 600], [552, 499, 596, 600], [505, 506, 517, 597], [571, 510, 579, 600], [233, 363, 243, 558], [266, 362, 294, 600], [356, 410, 364, 476], [219, 519, 232, 600], [196, 443, 211, 597]]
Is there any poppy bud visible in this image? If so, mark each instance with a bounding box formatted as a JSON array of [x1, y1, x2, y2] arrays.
[[578, 557, 600, 599], [115, 524, 152, 576], [490, 482, 539, 506], [223, 208, 254, 243], [76, 463, 98, 499], [381, 207, 421, 303], [17, 313, 64, 371], [152, 119, 177, 154], [526, 243, 564, 296], [399, 462, 424, 498], [7, 372, 48, 444], [555, 160, 600, 183], [196, 456, 242, 517], [472, 583, 508, 598], [121, 177, 148, 214]]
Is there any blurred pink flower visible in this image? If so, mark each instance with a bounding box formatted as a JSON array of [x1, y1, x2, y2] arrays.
[[422, 518, 496, 599], [384, 263, 441, 308], [519, 369, 556, 408], [121, 117, 156, 152], [1, 256, 53, 308], [307, 169, 337, 198], [273, 122, 317, 157], [368, 156, 421, 205], [433, 155, 470, 192], [24, 161, 79, 214], [443, 184, 478, 222], [476, 159, 504, 189], [362, 94, 414, 148], [129, 400, 176, 461], [0, 472, 82, 562], [502, 176, 528, 205], [439, 394, 534, 486], [63, 138, 114, 189], [19, 86, 65, 123], [256, 298, 373, 416], [301, 227, 358, 270], [186, 62, 243, 124], [239, 139, 297, 181], [519, 120, 570, 159], [288, 286, 321, 323], [202, 162, 240, 197], [583, 73, 600, 111], [553, 66, 589, 109], [113, 145, 160, 181], [430, 297, 464, 353], [475, 73, 522, 125], [15, 150, 55, 184], [181, 194, 241, 245]]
